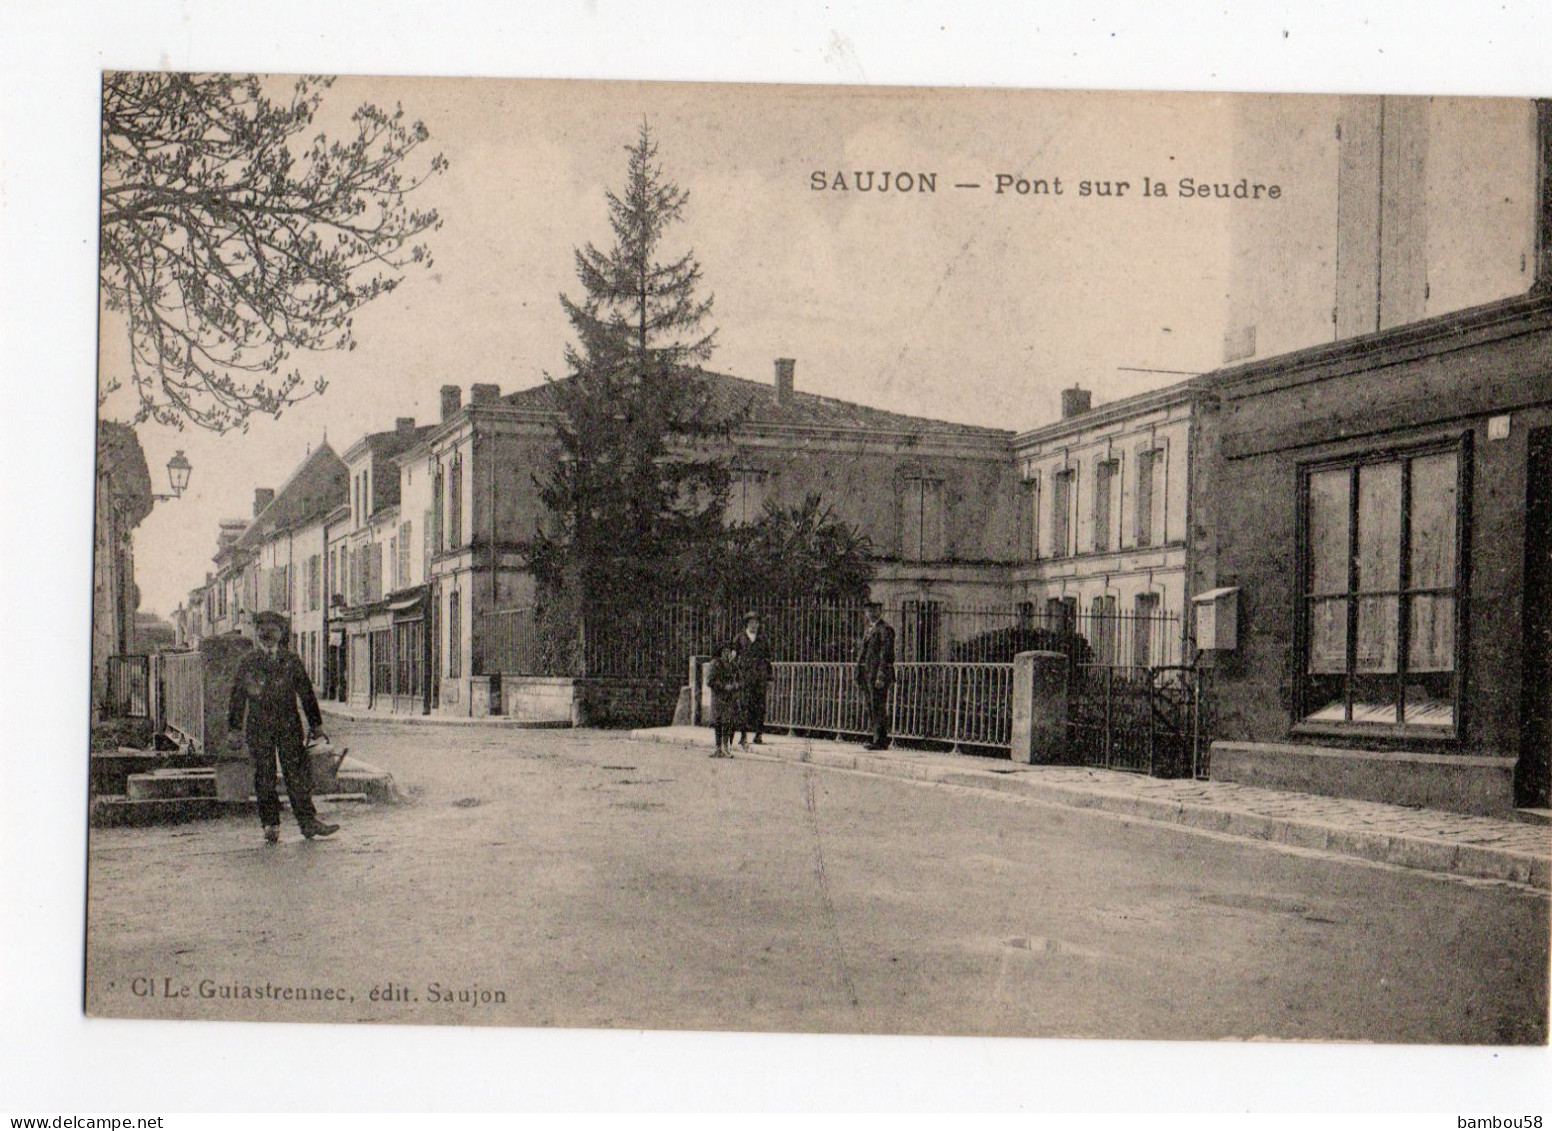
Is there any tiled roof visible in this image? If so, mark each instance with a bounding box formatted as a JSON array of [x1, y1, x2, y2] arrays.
[[237, 443, 347, 548], [500, 369, 1011, 441]]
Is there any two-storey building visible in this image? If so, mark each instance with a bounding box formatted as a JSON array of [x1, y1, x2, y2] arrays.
[[1012, 382, 1204, 668], [333, 418, 437, 714]]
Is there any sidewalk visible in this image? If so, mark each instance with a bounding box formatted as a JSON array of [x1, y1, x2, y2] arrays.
[[321, 703, 569, 728], [631, 725, 1552, 892]]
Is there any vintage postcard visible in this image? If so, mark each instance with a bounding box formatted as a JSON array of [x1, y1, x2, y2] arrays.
[[87, 74, 1551, 1045]]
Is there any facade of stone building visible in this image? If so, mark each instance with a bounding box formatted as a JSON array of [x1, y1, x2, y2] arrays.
[[232, 442, 347, 691], [1012, 381, 1206, 669], [1191, 293, 1552, 814], [331, 418, 438, 715], [406, 363, 1021, 714], [92, 422, 153, 716]]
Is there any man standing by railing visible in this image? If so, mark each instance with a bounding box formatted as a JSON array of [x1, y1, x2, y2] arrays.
[[856, 600, 896, 750], [733, 610, 772, 747]]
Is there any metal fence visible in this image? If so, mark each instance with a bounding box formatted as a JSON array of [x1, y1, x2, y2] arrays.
[[490, 600, 1180, 671], [104, 654, 150, 718], [160, 651, 205, 748], [491, 607, 544, 676], [765, 660, 1015, 752], [1068, 663, 1209, 778]]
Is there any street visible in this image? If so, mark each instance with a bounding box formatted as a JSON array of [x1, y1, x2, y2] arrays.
[[85, 718, 1549, 1043]]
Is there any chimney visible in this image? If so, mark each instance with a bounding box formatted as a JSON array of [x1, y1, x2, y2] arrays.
[[773, 358, 795, 405], [1060, 385, 1092, 419], [440, 385, 462, 421], [470, 383, 501, 406], [395, 416, 417, 435], [253, 487, 275, 516]]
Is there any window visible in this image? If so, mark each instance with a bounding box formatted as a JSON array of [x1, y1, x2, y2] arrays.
[[1135, 448, 1161, 548], [371, 628, 393, 699], [1133, 592, 1161, 668], [307, 555, 321, 611], [367, 542, 383, 602], [728, 466, 771, 525], [901, 599, 943, 661], [1051, 470, 1074, 558], [1023, 476, 1041, 560], [394, 620, 425, 698], [1089, 594, 1118, 666], [448, 454, 463, 548], [1046, 596, 1076, 636], [389, 536, 398, 590], [269, 565, 290, 612], [901, 473, 946, 562], [1301, 444, 1462, 731], [1093, 459, 1119, 552], [432, 467, 445, 551], [399, 521, 412, 586], [447, 589, 462, 679]]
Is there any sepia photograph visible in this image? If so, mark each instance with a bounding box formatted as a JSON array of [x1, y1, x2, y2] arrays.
[[6, 0, 1552, 1116], [84, 71, 1551, 1046]]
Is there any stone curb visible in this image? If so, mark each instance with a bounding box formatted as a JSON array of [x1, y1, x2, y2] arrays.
[[630, 727, 1551, 892]]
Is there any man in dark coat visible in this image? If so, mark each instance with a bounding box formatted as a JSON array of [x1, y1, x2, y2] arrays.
[[733, 610, 773, 747], [855, 600, 896, 750], [228, 611, 338, 844]]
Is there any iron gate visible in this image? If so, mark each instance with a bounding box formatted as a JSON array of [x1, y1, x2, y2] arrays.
[[1069, 663, 1211, 778]]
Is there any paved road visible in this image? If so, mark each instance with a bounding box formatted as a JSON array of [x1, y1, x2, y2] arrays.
[[85, 721, 1549, 1043]]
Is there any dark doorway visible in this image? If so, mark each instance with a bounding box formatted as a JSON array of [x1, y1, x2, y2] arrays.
[[1520, 426, 1552, 808]]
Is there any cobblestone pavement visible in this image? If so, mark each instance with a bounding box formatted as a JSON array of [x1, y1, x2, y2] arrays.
[[632, 726, 1552, 889]]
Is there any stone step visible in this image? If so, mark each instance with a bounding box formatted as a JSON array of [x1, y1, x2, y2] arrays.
[[90, 792, 374, 828], [126, 768, 216, 801]]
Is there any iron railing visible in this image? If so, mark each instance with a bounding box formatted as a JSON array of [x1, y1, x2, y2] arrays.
[[103, 654, 150, 719], [491, 607, 544, 676], [765, 660, 1015, 752]]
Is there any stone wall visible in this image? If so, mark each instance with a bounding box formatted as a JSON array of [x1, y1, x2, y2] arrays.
[[574, 677, 682, 729]]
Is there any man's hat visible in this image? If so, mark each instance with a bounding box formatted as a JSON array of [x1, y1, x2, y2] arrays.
[[254, 610, 289, 632], [864, 599, 883, 611], [744, 610, 762, 623]]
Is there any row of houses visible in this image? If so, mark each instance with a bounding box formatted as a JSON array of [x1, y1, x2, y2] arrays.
[[167, 95, 1552, 816]]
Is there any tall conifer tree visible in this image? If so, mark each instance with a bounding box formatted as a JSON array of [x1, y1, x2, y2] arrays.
[[530, 122, 731, 617]]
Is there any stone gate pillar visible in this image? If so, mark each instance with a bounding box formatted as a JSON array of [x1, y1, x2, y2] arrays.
[[1011, 650, 1068, 765]]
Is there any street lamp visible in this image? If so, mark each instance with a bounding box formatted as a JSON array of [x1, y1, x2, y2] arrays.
[[152, 450, 193, 501]]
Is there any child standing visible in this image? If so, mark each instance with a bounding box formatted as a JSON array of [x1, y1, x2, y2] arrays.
[[706, 644, 743, 757]]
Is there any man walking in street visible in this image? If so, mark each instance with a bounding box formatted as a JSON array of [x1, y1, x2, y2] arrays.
[[228, 610, 339, 844], [855, 599, 896, 750], [734, 610, 773, 747]]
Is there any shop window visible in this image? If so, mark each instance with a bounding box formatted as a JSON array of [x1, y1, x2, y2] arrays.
[[1301, 445, 1462, 731], [447, 589, 462, 679]]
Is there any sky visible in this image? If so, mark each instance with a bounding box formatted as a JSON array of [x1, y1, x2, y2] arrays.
[[102, 79, 1302, 617]]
